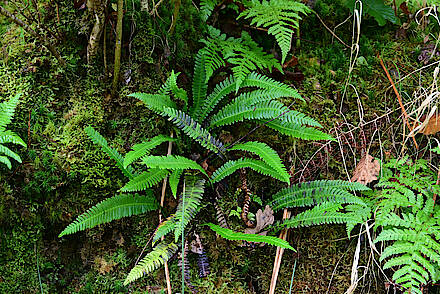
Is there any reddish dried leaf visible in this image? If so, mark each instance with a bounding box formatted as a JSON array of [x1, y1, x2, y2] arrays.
[[351, 154, 380, 185], [421, 114, 440, 135]]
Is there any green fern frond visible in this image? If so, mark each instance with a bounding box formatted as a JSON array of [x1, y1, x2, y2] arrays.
[[59, 194, 158, 237], [189, 52, 208, 118], [169, 169, 183, 198], [268, 180, 369, 211], [241, 72, 304, 100], [0, 130, 26, 146], [153, 216, 176, 244], [168, 71, 188, 103], [264, 119, 333, 141], [142, 155, 209, 178], [0, 93, 20, 131], [85, 126, 135, 179], [173, 176, 205, 242], [200, 0, 221, 20], [198, 75, 237, 122], [200, 26, 282, 91], [123, 135, 175, 168], [124, 241, 178, 285], [163, 107, 226, 154], [129, 92, 177, 114], [205, 223, 295, 250], [210, 100, 308, 128], [230, 141, 290, 183], [0, 144, 21, 163], [238, 0, 311, 63], [0, 156, 11, 169], [120, 169, 170, 192], [273, 202, 351, 229], [211, 158, 288, 183]]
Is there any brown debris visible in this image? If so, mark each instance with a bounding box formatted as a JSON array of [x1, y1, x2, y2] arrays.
[[351, 154, 380, 185], [421, 114, 440, 135], [244, 205, 274, 235]]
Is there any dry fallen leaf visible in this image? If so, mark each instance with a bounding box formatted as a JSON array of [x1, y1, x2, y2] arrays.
[[351, 154, 380, 185], [245, 205, 274, 235], [421, 114, 440, 135]]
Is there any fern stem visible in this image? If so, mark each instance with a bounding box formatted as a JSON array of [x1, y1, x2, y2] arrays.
[[160, 131, 174, 294], [181, 179, 186, 294], [269, 209, 291, 294]]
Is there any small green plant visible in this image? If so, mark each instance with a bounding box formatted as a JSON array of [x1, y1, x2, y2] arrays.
[[201, 0, 311, 63], [0, 93, 26, 169], [374, 157, 440, 294], [267, 180, 371, 237]]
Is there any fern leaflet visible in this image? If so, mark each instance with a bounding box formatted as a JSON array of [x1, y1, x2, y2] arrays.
[[230, 141, 290, 183], [124, 241, 178, 285], [120, 169, 170, 192], [59, 194, 158, 237], [163, 107, 226, 154], [238, 0, 311, 63], [142, 155, 209, 178], [85, 126, 135, 179], [123, 135, 175, 168], [205, 223, 295, 250], [129, 92, 177, 113], [211, 158, 288, 183]]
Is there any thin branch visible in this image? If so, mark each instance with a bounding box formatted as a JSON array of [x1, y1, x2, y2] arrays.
[[0, 5, 66, 66], [378, 54, 419, 150]]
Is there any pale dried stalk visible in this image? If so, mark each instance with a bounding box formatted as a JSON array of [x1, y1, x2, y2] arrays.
[[269, 209, 291, 294], [160, 131, 174, 294]]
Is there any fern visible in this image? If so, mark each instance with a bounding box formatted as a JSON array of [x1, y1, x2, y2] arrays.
[[0, 94, 26, 169], [142, 155, 209, 178], [272, 202, 370, 237], [205, 223, 295, 250], [163, 107, 226, 154], [211, 158, 288, 183], [153, 176, 205, 242], [123, 135, 175, 168], [264, 119, 333, 141], [200, 0, 220, 21], [200, 26, 282, 91], [268, 180, 370, 236], [209, 100, 309, 128], [229, 141, 290, 183], [120, 169, 170, 192], [169, 169, 183, 198], [85, 126, 135, 179], [268, 180, 369, 211], [373, 158, 440, 293], [189, 51, 208, 118], [238, 0, 311, 63], [198, 72, 302, 122], [129, 92, 177, 113], [59, 194, 158, 237], [124, 241, 178, 285], [173, 177, 206, 242]]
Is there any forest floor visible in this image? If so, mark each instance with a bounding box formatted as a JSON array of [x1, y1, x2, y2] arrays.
[[1, 0, 440, 293]]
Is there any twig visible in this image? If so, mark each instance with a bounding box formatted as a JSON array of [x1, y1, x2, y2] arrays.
[[313, 11, 350, 49], [269, 209, 291, 294], [160, 131, 174, 294], [0, 5, 65, 66], [378, 54, 419, 150]]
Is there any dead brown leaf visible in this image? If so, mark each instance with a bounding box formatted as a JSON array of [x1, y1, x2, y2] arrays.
[[351, 154, 380, 185], [421, 114, 440, 135], [245, 205, 274, 235]]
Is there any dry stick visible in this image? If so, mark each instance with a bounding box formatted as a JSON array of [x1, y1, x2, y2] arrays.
[[160, 131, 174, 294], [0, 5, 65, 66], [378, 54, 419, 150], [313, 11, 350, 49], [111, 0, 123, 96], [269, 209, 291, 294]]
